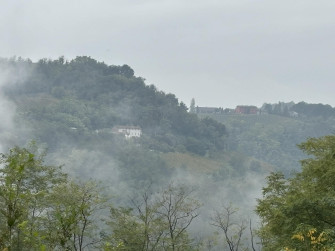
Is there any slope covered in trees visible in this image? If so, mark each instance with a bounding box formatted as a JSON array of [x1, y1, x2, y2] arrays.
[[0, 145, 203, 250], [3, 56, 335, 250], [202, 107, 335, 173], [0, 56, 270, 203], [3, 134, 334, 250], [261, 101, 335, 118], [1, 56, 226, 156]]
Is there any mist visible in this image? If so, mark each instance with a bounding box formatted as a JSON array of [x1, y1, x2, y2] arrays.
[[1, 56, 330, 250], [0, 59, 33, 152]]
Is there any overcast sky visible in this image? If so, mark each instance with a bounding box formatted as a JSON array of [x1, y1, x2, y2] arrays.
[[1, 0, 335, 108]]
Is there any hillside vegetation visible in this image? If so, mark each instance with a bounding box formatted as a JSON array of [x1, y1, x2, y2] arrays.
[[2, 56, 226, 156], [201, 105, 335, 173], [2, 57, 334, 178], [2, 56, 335, 250], [1, 56, 257, 193]]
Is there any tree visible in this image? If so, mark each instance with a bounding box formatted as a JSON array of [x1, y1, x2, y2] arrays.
[[0, 144, 106, 250], [189, 99, 196, 114], [45, 180, 105, 250], [106, 189, 165, 251], [105, 184, 201, 251], [210, 204, 258, 251], [211, 204, 247, 251], [105, 206, 146, 250], [256, 135, 335, 251], [157, 184, 201, 251], [0, 144, 66, 250]]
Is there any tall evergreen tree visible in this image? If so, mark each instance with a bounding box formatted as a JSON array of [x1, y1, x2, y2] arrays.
[[189, 98, 196, 113]]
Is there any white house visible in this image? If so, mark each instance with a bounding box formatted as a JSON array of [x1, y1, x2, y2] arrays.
[[112, 126, 142, 139]]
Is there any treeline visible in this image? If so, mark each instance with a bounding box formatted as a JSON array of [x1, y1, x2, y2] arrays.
[[2, 135, 335, 250], [261, 101, 335, 118], [0, 144, 254, 251], [205, 103, 335, 173], [1, 56, 226, 155]]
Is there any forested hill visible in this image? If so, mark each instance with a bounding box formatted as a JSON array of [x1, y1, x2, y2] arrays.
[[201, 102, 335, 174], [1, 56, 226, 155], [4, 56, 335, 250]]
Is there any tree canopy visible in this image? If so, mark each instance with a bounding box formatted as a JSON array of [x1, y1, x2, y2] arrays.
[[0, 144, 104, 250], [256, 135, 335, 251], [2, 56, 226, 156]]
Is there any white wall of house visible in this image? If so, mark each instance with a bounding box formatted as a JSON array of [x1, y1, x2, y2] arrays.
[[116, 127, 142, 139]]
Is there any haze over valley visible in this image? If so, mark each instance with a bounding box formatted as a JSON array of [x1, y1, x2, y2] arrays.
[[0, 57, 334, 250], [1, 1, 335, 249]]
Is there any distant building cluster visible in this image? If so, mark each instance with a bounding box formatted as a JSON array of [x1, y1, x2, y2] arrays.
[[196, 105, 259, 115]]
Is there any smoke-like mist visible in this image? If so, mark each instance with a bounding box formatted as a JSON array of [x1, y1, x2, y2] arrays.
[[45, 140, 266, 249], [0, 59, 37, 154], [0, 58, 268, 250], [46, 147, 131, 198], [168, 167, 265, 249], [0, 62, 20, 152]]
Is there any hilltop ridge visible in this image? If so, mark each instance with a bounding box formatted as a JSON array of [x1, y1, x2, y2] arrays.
[[2, 56, 226, 156]]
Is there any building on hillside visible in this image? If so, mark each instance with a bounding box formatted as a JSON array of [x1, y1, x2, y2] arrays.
[[196, 106, 223, 114], [112, 126, 142, 139], [235, 105, 259, 114]]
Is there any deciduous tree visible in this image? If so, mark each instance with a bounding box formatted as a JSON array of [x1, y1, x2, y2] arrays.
[[256, 135, 335, 250], [0, 144, 66, 250], [105, 184, 201, 251]]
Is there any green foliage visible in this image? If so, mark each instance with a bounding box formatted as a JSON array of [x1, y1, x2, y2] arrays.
[[292, 102, 335, 119], [0, 144, 104, 250], [203, 112, 335, 173], [116, 143, 172, 187], [106, 207, 148, 250], [260, 101, 335, 119], [0, 144, 66, 250], [3, 57, 227, 155], [45, 180, 105, 250], [105, 185, 201, 251], [256, 135, 335, 251]]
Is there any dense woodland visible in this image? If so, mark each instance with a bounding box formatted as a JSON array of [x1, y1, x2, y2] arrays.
[[0, 57, 335, 250], [1, 56, 226, 156], [203, 102, 335, 174]]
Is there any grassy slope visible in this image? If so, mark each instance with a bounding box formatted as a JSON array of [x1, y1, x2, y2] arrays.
[[161, 150, 275, 177]]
